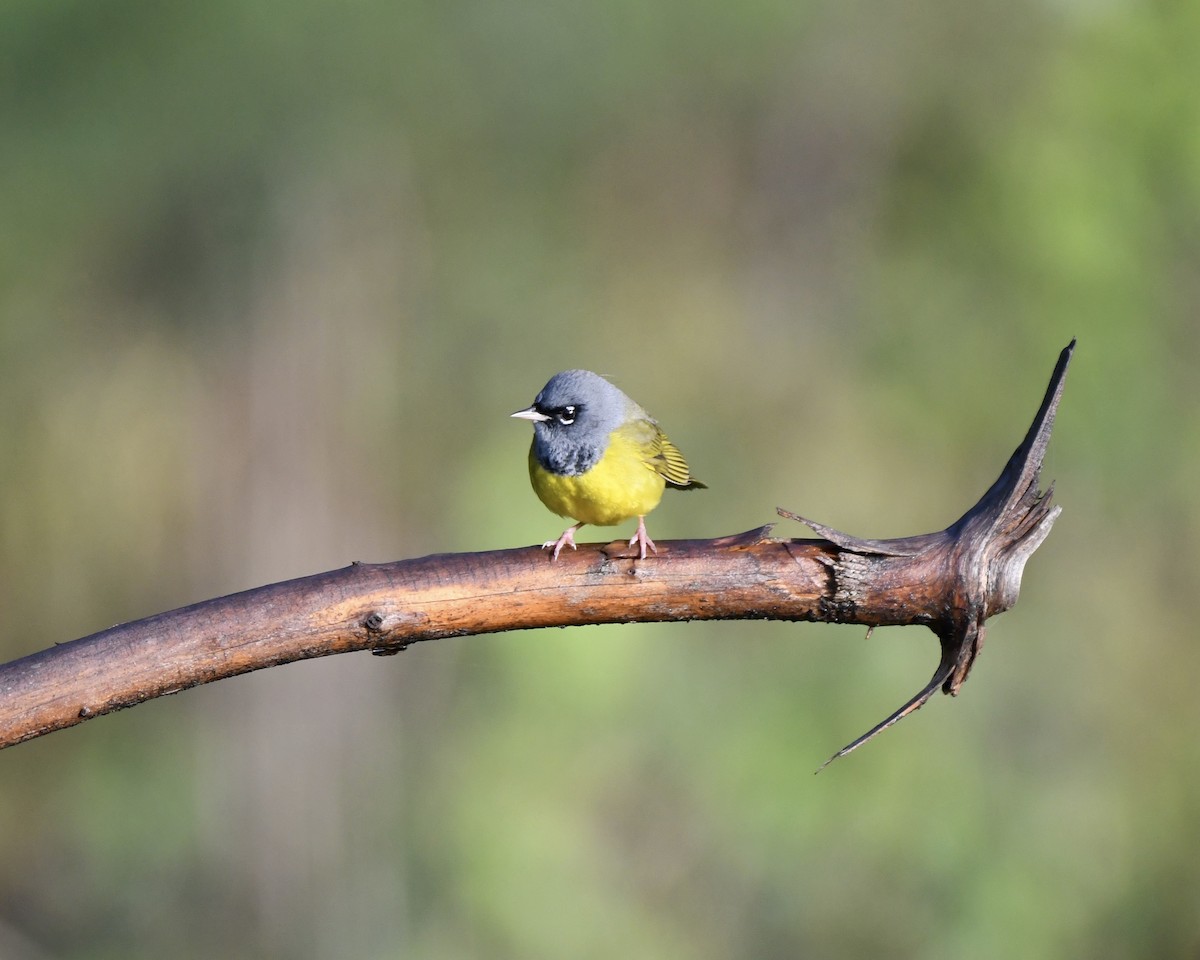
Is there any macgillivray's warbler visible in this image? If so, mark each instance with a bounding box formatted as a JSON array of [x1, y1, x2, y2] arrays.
[[512, 370, 705, 560]]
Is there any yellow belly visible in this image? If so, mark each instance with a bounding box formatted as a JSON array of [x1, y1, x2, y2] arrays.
[[529, 428, 666, 526]]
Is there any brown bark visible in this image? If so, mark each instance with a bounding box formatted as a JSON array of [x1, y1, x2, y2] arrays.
[[0, 341, 1075, 763]]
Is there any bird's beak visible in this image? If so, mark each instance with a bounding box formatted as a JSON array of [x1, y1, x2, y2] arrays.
[[511, 406, 550, 422]]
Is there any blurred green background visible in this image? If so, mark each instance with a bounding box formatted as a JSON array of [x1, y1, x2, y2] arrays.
[[2, 0, 1198, 957]]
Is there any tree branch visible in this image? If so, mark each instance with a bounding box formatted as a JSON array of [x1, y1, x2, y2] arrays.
[[0, 341, 1075, 761]]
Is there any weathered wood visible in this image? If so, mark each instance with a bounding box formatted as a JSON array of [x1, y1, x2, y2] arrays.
[[0, 341, 1075, 761]]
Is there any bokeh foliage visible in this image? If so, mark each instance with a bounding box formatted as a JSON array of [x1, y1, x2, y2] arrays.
[[1, 0, 1198, 957]]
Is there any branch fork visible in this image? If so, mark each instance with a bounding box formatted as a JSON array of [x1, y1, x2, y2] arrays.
[[784, 339, 1072, 764]]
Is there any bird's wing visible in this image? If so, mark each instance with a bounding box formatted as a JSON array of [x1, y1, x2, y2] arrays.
[[638, 421, 706, 489]]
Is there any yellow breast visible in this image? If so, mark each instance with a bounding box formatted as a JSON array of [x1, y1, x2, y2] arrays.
[[528, 425, 667, 526]]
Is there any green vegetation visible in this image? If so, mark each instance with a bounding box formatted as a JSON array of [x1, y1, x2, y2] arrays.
[[1, 0, 1197, 956]]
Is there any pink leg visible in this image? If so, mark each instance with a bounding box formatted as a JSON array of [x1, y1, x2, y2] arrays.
[[628, 516, 658, 560], [543, 523, 584, 561]]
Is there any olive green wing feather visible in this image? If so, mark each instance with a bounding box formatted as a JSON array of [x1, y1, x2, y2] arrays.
[[635, 421, 706, 489]]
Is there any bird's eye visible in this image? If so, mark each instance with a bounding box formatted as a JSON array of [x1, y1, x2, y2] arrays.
[[556, 405, 577, 425]]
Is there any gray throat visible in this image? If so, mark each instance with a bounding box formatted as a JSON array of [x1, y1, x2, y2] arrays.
[[532, 424, 608, 477]]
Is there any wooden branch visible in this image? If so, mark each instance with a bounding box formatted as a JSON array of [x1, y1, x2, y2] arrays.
[[0, 341, 1075, 762]]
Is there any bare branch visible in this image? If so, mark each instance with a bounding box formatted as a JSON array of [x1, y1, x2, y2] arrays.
[[0, 341, 1075, 760]]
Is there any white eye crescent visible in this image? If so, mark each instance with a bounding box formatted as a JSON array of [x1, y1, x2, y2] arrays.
[[557, 405, 577, 425]]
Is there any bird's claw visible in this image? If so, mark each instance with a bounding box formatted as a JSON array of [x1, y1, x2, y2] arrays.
[[628, 516, 657, 560], [542, 525, 580, 561]]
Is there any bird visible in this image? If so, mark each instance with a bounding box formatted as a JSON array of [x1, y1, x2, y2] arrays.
[[511, 370, 705, 560]]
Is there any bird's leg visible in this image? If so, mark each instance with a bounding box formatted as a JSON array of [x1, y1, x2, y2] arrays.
[[628, 516, 658, 560], [542, 523, 584, 561]]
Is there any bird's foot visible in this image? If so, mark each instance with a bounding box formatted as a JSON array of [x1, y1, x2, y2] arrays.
[[628, 516, 658, 560], [542, 524, 582, 561]]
